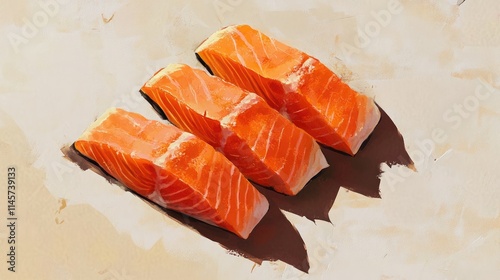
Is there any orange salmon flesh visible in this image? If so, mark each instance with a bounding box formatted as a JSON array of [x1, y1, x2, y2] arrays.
[[196, 24, 381, 155], [141, 64, 328, 195], [74, 108, 269, 239]]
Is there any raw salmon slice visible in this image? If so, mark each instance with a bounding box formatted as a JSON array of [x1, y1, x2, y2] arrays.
[[141, 64, 328, 195], [74, 108, 269, 239], [195, 24, 381, 155]]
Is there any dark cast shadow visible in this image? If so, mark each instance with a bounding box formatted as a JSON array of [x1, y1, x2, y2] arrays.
[[253, 106, 414, 222], [62, 144, 310, 272], [140, 91, 413, 222]]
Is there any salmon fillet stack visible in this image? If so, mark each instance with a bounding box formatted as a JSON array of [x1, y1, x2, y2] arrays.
[[141, 64, 328, 195], [74, 108, 269, 239], [196, 24, 381, 155]]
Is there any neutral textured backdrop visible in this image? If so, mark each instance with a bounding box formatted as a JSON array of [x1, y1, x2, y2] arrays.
[[0, 0, 499, 279]]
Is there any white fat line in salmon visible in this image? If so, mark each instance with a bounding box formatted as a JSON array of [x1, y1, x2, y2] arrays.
[[283, 57, 316, 94], [145, 65, 184, 88], [233, 29, 264, 72], [149, 132, 195, 206], [220, 93, 261, 127], [79, 108, 118, 140], [147, 188, 167, 208], [219, 93, 261, 149], [196, 27, 227, 51], [191, 67, 213, 102], [154, 132, 195, 166]]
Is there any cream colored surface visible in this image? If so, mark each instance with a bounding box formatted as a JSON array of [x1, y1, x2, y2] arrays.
[[1, 0, 499, 279]]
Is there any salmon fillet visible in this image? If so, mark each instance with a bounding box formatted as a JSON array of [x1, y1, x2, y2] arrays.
[[195, 24, 381, 155], [74, 108, 269, 239], [141, 64, 328, 195]]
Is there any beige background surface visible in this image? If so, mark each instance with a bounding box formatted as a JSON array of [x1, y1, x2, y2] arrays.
[[1, 0, 499, 279]]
